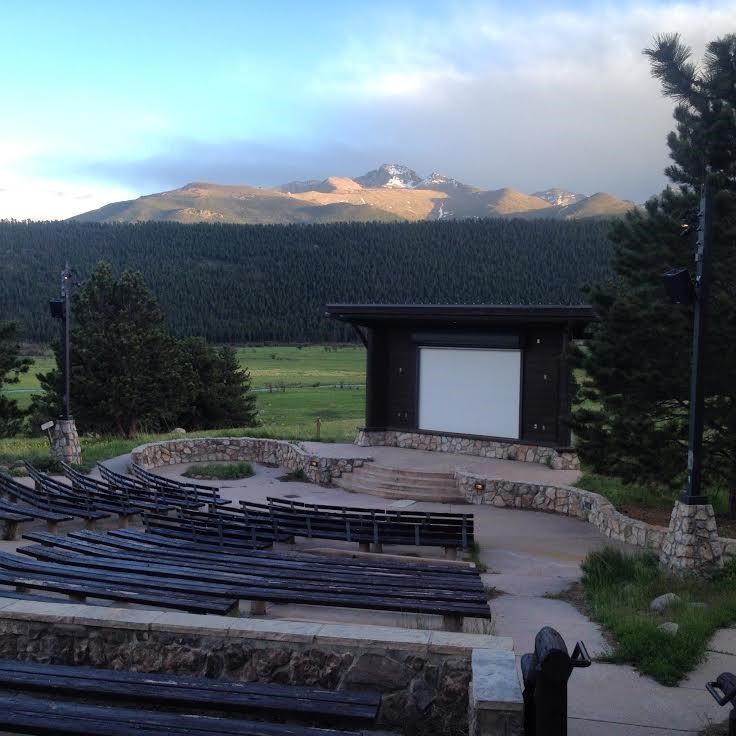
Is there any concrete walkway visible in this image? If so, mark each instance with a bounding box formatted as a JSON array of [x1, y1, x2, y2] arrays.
[[72, 452, 736, 733]]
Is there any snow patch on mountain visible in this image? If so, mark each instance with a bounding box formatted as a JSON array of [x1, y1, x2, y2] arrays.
[[532, 188, 586, 206], [355, 163, 423, 189]]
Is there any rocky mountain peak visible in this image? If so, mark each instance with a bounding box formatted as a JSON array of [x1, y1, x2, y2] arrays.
[[355, 163, 423, 189]]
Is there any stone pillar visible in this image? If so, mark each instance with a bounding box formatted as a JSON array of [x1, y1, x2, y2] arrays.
[[49, 419, 82, 465], [660, 501, 723, 573]]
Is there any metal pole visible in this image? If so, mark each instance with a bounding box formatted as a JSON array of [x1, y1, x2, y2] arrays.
[[683, 185, 713, 505], [61, 264, 72, 420]]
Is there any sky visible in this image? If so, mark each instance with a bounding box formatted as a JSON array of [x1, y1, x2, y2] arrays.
[[0, 0, 734, 220]]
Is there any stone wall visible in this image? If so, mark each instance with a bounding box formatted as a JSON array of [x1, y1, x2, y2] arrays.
[[131, 437, 368, 486], [456, 471, 736, 562], [0, 600, 517, 736], [660, 502, 723, 572], [355, 429, 580, 471], [50, 419, 81, 465]]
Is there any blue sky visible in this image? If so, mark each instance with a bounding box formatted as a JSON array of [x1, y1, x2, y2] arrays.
[[0, 1, 733, 218]]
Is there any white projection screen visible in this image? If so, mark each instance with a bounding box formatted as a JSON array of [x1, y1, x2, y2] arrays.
[[418, 347, 521, 439]]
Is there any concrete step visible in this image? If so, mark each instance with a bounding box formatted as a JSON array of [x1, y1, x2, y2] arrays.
[[337, 480, 465, 503], [336, 462, 465, 503], [345, 475, 457, 493], [356, 464, 456, 482]]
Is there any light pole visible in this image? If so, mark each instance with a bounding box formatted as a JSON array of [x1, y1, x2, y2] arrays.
[[47, 263, 82, 465], [61, 263, 74, 420], [660, 183, 722, 572], [682, 184, 713, 505]]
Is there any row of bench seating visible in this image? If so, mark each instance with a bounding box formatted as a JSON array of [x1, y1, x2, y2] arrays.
[[128, 463, 224, 505], [63, 462, 204, 510], [160, 502, 471, 555], [0, 471, 103, 535], [127, 463, 473, 550], [0, 658, 383, 735], [15, 528, 490, 627], [25, 463, 149, 522]]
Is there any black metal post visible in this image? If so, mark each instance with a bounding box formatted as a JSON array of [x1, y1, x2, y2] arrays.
[[61, 264, 73, 420], [682, 185, 713, 505]]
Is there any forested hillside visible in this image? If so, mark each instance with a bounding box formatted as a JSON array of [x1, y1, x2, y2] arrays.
[[1, 219, 613, 343]]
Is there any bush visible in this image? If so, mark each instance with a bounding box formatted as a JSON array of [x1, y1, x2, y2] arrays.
[[182, 461, 254, 480]]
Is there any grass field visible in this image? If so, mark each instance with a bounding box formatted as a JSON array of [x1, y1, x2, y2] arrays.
[[236, 345, 365, 389], [0, 345, 365, 414], [0, 346, 367, 468]]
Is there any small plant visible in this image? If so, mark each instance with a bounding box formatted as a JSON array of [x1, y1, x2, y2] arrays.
[[183, 461, 254, 480], [466, 541, 487, 573]]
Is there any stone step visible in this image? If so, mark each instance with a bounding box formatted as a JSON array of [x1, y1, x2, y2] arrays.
[[353, 465, 456, 483], [348, 472, 457, 491], [341, 476, 459, 494], [336, 478, 465, 504]]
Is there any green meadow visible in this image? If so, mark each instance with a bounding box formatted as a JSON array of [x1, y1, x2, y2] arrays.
[[0, 346, 367, 467]]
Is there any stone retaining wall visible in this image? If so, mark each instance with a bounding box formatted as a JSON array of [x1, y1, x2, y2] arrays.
[[131, 437, 368, 486], [355, 429, 579, 471], [456, 472, 736, 561], [0, 600, 517, 736]]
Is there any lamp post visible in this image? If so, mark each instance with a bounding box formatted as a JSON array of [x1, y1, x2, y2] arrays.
[[659, 184, 722, 572], [61, 263, 74, 420], [682, 185, 713, 505], [47, 263, 81, 464]]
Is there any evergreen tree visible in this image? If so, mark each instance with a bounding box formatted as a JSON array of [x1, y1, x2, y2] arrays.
[[0, 322, 31, 437], [36, 262, 190, 436], [177, 338, 258, 429], [571, 34, 736, 516]]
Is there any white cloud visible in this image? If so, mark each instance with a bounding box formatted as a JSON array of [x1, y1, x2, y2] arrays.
[[305, 1, 736, 200], [0, 173, 137, 221]]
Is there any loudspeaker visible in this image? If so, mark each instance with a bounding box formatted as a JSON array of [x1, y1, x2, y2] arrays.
[[662, 267, 695, 305], [49, 299, 65, 319]]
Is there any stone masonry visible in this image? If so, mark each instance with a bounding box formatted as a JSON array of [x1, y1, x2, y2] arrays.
[[355, 429, 580, 471], [660, 501, 723, 572], [456, 471, 736, 563], [132, 437, 736, 565], [49, 418, 81, 465], [0, 602, 520, 736], [131, 437, 367, 486]]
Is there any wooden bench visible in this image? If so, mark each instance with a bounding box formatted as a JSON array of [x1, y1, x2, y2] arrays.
[[0, 693, 373, 736], [0, 550, 237, 614], [0, 472, 104, 529], [0, 659, 380, 726], [17, 530, 490, 628], [143, 511, 288, 548], [267, 496, 474, 549], [130, 464, 224, 506], [97, 463, 208, 509], [25, 464, 147, 525], [61, 462, 174, 514], [29, 529, 483, 580], [173, 499, 472, 556]]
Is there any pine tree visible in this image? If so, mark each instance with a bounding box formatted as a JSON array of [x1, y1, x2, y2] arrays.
[[35, 262, 190, 436], [0, 322, 31, 437], [571, 33, 736, 516], [177, 338, 258, 429]]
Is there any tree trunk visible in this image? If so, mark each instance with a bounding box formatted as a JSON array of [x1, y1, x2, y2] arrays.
[[729, 487, 736, 521]]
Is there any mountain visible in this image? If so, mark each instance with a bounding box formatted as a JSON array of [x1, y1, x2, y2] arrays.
[[556, 192, 636, 219], [355, 163, 423, 189], [532, 188, 587, 207], [71, 164, 636, 224]]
